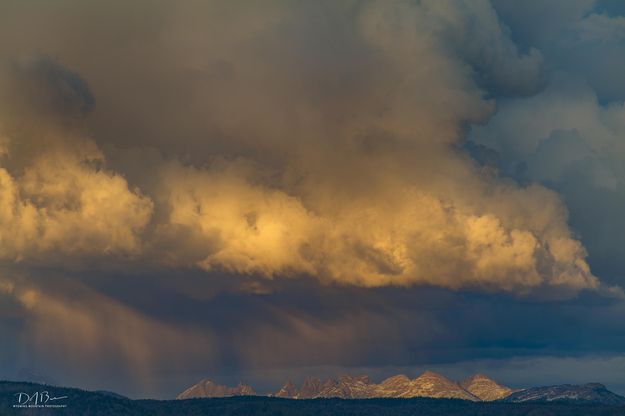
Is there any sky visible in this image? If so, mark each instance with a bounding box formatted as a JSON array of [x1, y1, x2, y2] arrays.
[[1, 0, 625, 399]]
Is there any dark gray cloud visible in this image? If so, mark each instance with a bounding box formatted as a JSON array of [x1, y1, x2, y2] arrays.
[[5, 269, 625, 397], [492, 0, 625, 102]]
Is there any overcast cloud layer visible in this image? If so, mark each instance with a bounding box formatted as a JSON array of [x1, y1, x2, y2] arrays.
[[1, 0, 625, 398]]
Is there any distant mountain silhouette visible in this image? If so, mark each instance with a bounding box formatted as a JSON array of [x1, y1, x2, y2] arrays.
[[181, 371, 486, 400], [504, 383, 625, 405], [1, 380, 625, 416], [177, 379, 256, 399], [177, 370, 625, 405], [94, 390, 129, 400]]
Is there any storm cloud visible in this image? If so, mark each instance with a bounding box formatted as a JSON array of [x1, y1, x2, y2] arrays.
[[0, 0, 624, 399], [0, 0, 601, 293]]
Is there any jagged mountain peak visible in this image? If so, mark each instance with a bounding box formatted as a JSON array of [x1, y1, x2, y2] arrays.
[[414, 370, 460, 384], [336, 374, 371, 384], [460, 374, 513, 401], [198, 378, 216, 385], [181, 372, 625, 404], [314, 374, 375, 399], [275, 380, 299, 398], [176, 379, 257, 400], [410, 371, 479, 401], [380, 374, 411, 385], [235, 382, 256, 395], [296, 376, 323, 399]]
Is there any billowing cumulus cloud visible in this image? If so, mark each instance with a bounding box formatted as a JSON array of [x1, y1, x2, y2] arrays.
[[0, 142, 153, 261], [0, 57, 153, 263], [153, 159, 598, 292], [0, 0, 601, 294], [468, 7, 625, 282]]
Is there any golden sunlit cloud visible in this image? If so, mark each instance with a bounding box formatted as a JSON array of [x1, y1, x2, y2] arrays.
[[0, 0, 614, 296]]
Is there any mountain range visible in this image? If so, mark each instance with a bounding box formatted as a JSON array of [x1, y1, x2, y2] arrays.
[[179, 370, 623, 404], [2, 380, 625, 416], [177, 371, 512, 401]]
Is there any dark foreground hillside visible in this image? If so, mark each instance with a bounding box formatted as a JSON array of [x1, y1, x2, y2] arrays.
[[2, 381, 625, 416]]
